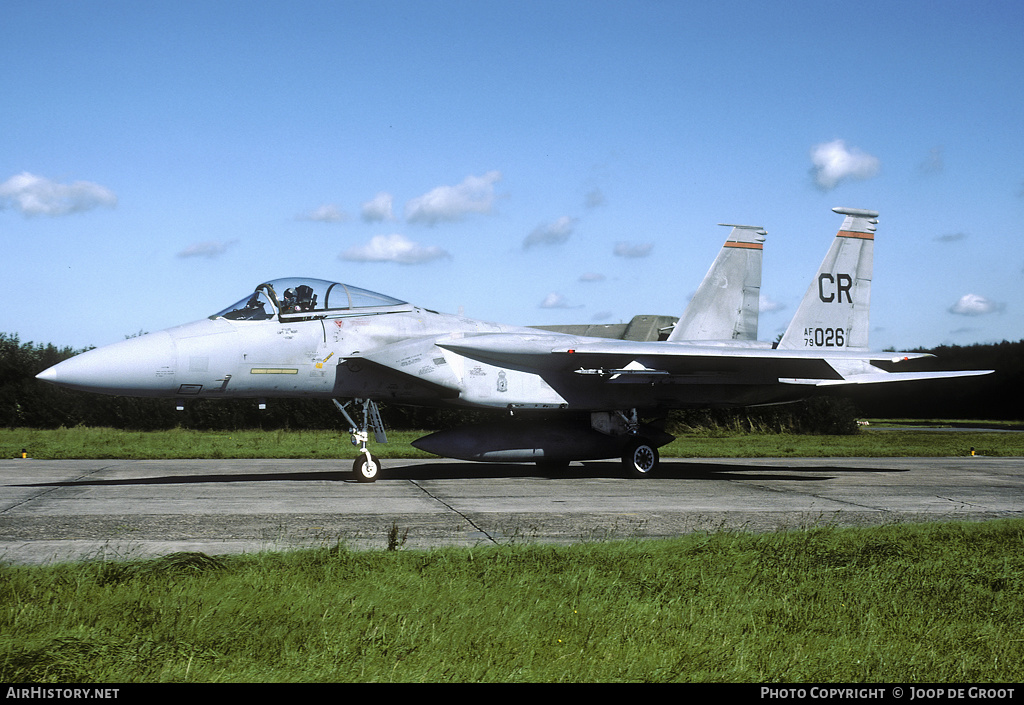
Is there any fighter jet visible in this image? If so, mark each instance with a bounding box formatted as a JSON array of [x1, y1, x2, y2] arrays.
[[36, 207, 991, 480]]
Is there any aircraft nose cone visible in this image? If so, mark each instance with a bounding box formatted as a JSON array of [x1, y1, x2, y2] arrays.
[[34, 366, 58, 383], [36, 331, 178, 396]]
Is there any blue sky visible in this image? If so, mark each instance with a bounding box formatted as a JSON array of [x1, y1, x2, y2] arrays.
[[3, 0, 1022, 352]]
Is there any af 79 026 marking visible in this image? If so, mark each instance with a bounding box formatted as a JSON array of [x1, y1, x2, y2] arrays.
[[803, 327, 846, 347]]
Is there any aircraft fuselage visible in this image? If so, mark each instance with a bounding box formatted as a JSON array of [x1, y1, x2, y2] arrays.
[[42, 306, 512, 400], [40, 303, 817, 412]]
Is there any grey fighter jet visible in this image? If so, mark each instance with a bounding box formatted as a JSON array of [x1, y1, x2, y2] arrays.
[[36, 207, 991, 480]]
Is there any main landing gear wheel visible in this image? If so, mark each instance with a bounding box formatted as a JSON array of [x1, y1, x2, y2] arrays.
[[622, 438, 659, 478], [353, 453, 381, 483]]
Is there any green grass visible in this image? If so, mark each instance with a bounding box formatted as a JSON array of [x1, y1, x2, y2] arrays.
[[658, 429, 1022, 458], [2, 520, 1022, 682], [863, 418, 1024, 430], [4, 425, 1022, 460], [3, 426, 436, 461]]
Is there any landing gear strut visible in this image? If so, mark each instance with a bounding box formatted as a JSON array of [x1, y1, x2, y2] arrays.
[[593, 409, 663, 478], [334, 398, 386, 482]]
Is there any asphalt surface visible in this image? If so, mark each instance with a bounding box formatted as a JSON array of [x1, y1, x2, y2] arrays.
[[1, 456, 1022, 565]]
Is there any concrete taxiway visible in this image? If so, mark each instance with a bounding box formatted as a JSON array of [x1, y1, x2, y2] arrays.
[[1, 456, 1022, 565]]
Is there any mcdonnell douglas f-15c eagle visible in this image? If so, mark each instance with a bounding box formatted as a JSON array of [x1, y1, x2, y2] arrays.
[[36, 207, 991, 480]]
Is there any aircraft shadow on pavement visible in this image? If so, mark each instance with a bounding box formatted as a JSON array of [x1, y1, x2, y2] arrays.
[[9, 460, 908, 487], [12, 470, 354, 487], [383, 460, 908, 482]]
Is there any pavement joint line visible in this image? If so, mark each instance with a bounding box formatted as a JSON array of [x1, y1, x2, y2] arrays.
[[408, 478, 498, 545], [1, 461, 129, 515]]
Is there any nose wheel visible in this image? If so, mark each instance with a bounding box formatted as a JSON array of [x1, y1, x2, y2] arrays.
[[334, 398, 387, 482], [352, 452, 382, 483]]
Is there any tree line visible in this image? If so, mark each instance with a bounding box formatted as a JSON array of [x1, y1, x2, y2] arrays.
[[2, 332, 1020, 433]]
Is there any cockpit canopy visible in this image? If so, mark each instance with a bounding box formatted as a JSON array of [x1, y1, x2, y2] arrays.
[[212, 278, 407, 321]]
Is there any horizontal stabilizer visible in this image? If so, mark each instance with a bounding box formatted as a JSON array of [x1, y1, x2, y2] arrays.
[[780, 370, 994, 387]]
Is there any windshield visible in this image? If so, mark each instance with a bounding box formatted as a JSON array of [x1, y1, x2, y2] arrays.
[[212, 277, 407, 320]]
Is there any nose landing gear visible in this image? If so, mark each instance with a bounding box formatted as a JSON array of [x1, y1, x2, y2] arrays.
[[334, 398, 387, 482]]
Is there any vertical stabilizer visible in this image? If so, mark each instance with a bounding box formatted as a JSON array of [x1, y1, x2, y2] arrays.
[[777, 207, 877, 351], [668, 224, 766, 342]]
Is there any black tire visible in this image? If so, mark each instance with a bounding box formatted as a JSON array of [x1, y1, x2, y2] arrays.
[[622, 438, 659, 478], [352, 454, 382, 483]]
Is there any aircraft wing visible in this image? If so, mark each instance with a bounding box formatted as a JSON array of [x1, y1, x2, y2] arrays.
[[435, 333, 992, 386]]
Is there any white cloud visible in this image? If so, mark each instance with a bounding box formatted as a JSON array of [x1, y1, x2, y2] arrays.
[[539, 292, 581, 309], [809, 140, 880, 191], [177, 240, 238, 259], [299, 204, 347, 222], [759, 295, 785, 313], [361, 192, 395, 222], [405, 171, 501, 225], [613, 241, 654, 258], [340, 233, 450, 265], [523, 216, 577, 249], [579, 272, 606, 282], [0, 172, 117, 216], [948, 293, 1004, 316]]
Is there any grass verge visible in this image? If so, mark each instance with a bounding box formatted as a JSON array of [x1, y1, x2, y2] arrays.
[[4, 425, 1022, 460], [2, 520, 1022, 682]]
